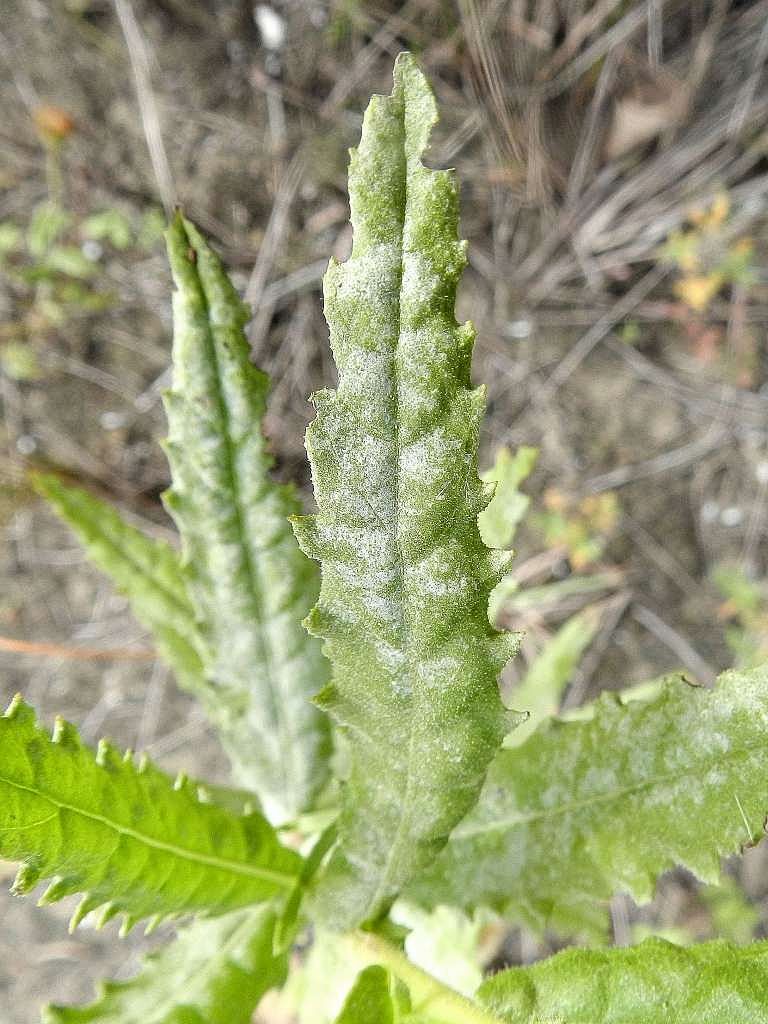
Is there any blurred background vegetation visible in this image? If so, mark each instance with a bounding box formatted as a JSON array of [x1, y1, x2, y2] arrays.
[[1, 1, 768, 1019]]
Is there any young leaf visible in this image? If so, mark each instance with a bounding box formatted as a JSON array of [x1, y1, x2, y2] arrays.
[[0, 697, 300, 929], [497, 571, 620, 616], [478, 937, 768, 1023], [409, 665, 768, 940], [390, 900, 491, 997], [283, 928, 364, 1024], [503, 605, 601, 748], [478, 446, 538, 551], [34, 474, 204, 691], [333, 966, 412, 1024], [292, 53, 518, 929], [44, 905, 287, 1024], [163, 213, 331, 825]]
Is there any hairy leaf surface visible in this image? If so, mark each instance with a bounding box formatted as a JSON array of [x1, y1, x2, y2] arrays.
[[292, 53, 518, 929], [164, 213, 331, 824], [479, 937, 768, 1023], [409, 666, 768, 939], [44, 905, 286, 1024], [34, 474, 204, 690], [0, 698, 300, 929]]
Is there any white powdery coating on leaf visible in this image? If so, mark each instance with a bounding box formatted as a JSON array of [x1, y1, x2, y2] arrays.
[[401, 250, 440, 309], [364, 591, 401, 624], [376, 639, 408, 675], [399, 429, 461, 483], [322, 522, 394, 564], [335, 243, 400, 309], [298, 54, 516, 929], [341, 346, 395, 400], [416, 653, 462, 686]]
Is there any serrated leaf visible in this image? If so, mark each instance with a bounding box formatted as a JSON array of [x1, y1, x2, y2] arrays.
[[34, 474, 204, 692], [478, 937, 768, 1023], [409, 666, 768, 940], [163, 213, 331, 825], [0, 697, 300, 928], [292, 53, 518, 929], [43, 905, 286, 1024]]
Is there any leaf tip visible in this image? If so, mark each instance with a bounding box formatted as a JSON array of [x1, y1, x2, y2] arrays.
[[95, 736, 120, 770], [38, 877, 69, 906], [96, 901, 120, 930], [11, 861, 41, 896], [119, 912, 138, 938], [51, 716, 80, 750], [4, 693, 33, 722], [69, 893, 99, 932], [144, 912, 163, 935]]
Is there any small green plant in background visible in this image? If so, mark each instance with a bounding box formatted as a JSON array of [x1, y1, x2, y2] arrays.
[[480, 445, 619, 744], [659, 190, 760, 381], [660, 191, 757, 314], [532, 487, 619, 571], [0, 189, 164, 382], [1, 203, 163, 317], [5, 55, 768, 1023]]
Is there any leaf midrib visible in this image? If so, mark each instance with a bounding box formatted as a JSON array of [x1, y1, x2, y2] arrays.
[[190, 259, 300, 809], [368, 85, 421, 912], [0, 772, 295, 888]]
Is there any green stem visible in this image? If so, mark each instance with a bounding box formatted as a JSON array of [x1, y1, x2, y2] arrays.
[[344, 930, 504, 1024]]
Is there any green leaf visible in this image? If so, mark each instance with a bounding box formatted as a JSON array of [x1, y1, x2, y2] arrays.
[[499, 571, 620, 615], [333, 966, 413, 1024], [0, 222, 22, 255], [391, 901, 492, 997], [34, 474, 204, 692], [478, 937, 768, 1023], [45, 245, 98, 279], [1, 340, 42, 381], [28, 201, 72, 257], [283, 929, 364, 1024], [292, 52, 518, 929], [0, 697, 300, 930], [478, 447, 538, 551], [43, 905, 287, 1024], [700, 877, 760, 946], [163, 212, 331, 825], [81, 210, 133, 251], [327, 931, 504, 1024], [409, 665, 768, 940], [504, 605, 601, 748]]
